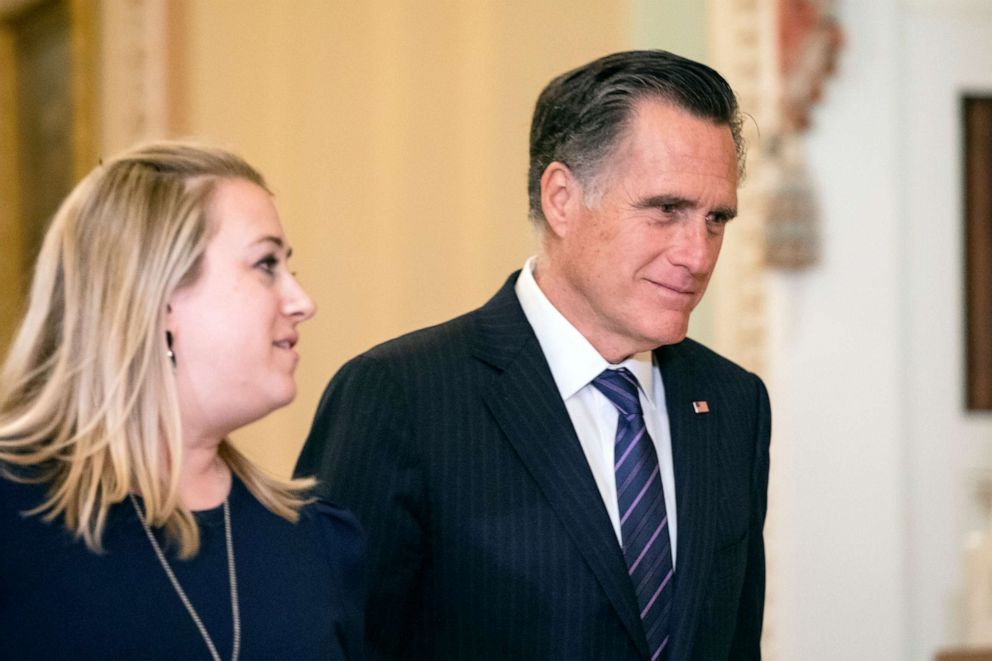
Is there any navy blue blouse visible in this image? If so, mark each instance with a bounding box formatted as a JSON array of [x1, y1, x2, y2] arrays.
[[0, 472, 365, 660]]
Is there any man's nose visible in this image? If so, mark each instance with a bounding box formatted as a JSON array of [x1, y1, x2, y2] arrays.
[[668, 219, 715, 275]]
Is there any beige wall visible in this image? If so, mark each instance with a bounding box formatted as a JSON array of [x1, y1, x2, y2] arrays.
[[174, 0, 629, 476]]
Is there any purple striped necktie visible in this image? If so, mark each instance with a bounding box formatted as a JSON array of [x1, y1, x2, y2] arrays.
[[592, 368, 674, 661]]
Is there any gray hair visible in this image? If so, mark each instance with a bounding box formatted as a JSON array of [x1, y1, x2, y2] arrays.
[[527, 50, 746, 224]]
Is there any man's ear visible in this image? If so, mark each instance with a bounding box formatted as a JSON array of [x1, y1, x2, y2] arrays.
[[539, 161, 583, 239]]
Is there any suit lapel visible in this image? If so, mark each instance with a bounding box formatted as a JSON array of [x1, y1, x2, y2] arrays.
[[473, 274, 649, 658], [656, 343, 719, 660]]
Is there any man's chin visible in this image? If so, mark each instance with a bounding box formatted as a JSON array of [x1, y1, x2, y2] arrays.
[[645, 319, 690, 349]]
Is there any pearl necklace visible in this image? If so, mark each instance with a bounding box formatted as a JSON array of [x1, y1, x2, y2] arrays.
[[130, 494, 241, 661]]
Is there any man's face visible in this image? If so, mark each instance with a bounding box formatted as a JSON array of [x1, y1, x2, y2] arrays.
[[538, 98, 739, 363]]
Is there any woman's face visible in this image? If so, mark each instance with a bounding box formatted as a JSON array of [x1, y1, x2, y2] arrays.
[[166, 178, 315, 442]]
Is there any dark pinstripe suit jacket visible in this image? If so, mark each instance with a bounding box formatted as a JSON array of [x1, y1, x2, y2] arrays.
[[296, 272, 770, 660]]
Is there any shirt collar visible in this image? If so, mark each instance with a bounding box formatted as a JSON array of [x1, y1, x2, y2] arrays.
[[515, 256, 655, 402]]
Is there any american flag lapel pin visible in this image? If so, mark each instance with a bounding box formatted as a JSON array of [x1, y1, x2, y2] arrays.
[[692, 400, 710, 414]]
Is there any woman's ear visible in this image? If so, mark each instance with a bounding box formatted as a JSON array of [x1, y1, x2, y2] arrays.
[[163, 304, 177, 367]]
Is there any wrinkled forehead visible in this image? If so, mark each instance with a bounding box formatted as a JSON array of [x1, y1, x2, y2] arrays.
[[626, 94, 745, 177]]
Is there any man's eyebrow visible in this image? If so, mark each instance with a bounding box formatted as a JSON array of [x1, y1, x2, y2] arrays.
[[635, 194, 692, 209], [635, 194, 737, 219]]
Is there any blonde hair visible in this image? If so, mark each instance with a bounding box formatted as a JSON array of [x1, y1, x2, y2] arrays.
[[0, 141, 314, 558]]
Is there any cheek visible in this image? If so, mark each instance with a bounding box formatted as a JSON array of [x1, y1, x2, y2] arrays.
[[622, 237, 666, 276], [704, 235, 725, 269], [581, 224, 633, 272], [175, 298, 254, 363]]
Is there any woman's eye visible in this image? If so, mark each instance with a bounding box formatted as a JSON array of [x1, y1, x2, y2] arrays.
[[256, 255, 279, 274]]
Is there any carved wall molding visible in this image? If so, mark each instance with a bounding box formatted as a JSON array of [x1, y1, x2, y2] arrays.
[[707, 0, 779, 656], [707, 0, 772, 376], [97, 0, 173, 155]]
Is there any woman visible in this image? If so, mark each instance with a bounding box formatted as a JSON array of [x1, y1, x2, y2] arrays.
[[0, 142, 364, 659]]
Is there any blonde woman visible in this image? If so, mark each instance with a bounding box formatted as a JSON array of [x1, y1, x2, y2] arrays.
[[0, 142, 364, 660]]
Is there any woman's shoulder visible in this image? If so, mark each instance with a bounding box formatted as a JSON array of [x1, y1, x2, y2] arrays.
[[299, 496, 365, 554], [230, 477, 366, 581], [294, 495, 367, 608]]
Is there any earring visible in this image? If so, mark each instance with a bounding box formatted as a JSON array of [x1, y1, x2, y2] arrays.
[[165, 331, 176, 368]]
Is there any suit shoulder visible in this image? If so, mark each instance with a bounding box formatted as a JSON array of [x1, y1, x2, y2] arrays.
[[346, 309, 478, 373]]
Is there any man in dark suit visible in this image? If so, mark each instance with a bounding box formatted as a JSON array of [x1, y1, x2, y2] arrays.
[[297, 50, 770, 660]]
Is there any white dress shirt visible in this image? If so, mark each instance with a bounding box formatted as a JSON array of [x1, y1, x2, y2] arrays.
[[514, 257, 678, 565]]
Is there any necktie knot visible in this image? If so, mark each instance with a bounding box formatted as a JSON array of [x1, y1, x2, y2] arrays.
[[591, 368, 643, 417]]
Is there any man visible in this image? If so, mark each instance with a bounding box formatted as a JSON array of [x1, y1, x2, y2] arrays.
[[297, 50, 770, 660]]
